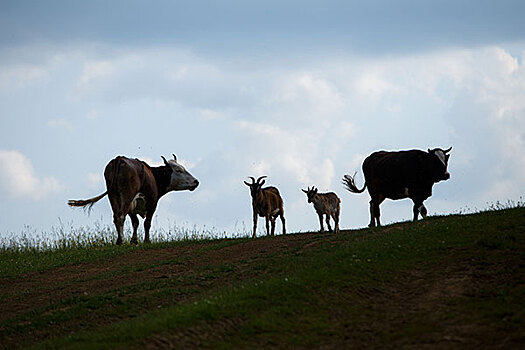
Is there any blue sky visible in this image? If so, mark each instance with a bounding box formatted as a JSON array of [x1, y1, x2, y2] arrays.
[[1, 1, 525, 240]]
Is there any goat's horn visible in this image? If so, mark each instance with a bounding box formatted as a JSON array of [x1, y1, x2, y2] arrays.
[[161, 156, 168, 165], [256, 175, 267, 183], [249, 176, 256, 184], [302, 188, 308, 193], [172, 154, 177, 161], [443, 147, 452, 153]]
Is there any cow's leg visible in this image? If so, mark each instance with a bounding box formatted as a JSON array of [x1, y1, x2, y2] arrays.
[[252, 212, 258, 238], [280, 211, 286, 235], [144, 213, 153, 244], [113, 213, 126, 245], [318, 213, 324, 232], [326, 214, 333, 232], [129, 214, 139, 245]]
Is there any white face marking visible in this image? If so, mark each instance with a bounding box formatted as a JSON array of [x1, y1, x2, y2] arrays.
[[435, 150, 447, 167], [166, 160, 199, 192]]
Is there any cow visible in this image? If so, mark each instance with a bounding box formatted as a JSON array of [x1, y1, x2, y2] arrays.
[[244, 176, 286, 238], [342, 147, 451, 227], [68, 154, 199, 245], [302, 186, 341, 233]]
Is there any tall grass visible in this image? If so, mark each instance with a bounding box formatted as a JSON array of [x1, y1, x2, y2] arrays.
[[0, 219, 249, 278]]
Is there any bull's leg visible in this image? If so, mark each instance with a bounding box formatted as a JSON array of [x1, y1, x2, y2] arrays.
[[129, 214, 139, 245], [318, 213, 324, 232], [412, 200, 427, 221], [113, 213, 126, 245], [368, 200, 376, 227], [326, 214, 333, 232]]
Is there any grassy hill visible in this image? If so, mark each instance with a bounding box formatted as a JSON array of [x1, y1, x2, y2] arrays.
[[1, 207, 524, 349]]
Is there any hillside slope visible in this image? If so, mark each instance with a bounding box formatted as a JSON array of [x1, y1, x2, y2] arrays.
[[1, 208, 524, 349]]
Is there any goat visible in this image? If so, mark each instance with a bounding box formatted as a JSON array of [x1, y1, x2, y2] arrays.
[[302, 186, 340, 233], [244, 176, 286, 238]]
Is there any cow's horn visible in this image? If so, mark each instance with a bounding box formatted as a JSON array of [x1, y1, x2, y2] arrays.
[[443, 147, 452, 153]]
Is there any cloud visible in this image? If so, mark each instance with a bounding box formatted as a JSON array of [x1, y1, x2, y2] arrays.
[[0, 150, 61, 200], [0, 65, 48, 89], [47, 118, 73, 131]]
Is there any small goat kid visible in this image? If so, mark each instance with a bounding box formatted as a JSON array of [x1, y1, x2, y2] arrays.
[[244, 176, 286, 238], [302, 186, 340, 233]]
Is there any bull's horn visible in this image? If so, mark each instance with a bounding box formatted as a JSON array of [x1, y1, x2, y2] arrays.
[[443, 147, 452, 153]]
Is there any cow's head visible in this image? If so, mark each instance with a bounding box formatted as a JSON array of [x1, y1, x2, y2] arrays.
[[244, 176, 266, 198], [428, 147, 452, 182], [162, 154, 199, 191], [302, 186, 318, 203]]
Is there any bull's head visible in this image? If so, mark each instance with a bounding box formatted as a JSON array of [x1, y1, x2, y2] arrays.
[[162, 154, 199, 191], [244, 176, 266, 198], [428, 147, 452, 182], [302, 186, 318, 203]]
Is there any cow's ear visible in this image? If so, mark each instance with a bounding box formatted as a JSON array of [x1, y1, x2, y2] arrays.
[[161, 156, 169, 166]]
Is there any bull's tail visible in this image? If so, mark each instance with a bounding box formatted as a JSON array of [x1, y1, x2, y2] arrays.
[[68, 192, 108, 211], [342, 172, 367, 193]]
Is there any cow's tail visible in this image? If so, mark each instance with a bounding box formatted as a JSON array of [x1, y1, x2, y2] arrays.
[[342, 172, 367, 194], [68, 192, 108, 212]]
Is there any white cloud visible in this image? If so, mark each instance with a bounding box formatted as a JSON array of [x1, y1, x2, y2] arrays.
[[72, 60, 115, 98], [0, 150, 61, 200], [47, 118, 73, 131], [0, 65, 48, 90]]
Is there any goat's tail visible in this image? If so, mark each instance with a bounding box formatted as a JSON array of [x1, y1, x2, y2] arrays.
[[342, 172, 367, 194], [68, 192, 108, 212]]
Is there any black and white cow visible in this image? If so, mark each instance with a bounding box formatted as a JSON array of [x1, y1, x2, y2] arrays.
[[343, 147, 451, 227]]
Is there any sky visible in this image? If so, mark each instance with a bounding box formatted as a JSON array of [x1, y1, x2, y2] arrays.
[[1, 1, 525, 241]]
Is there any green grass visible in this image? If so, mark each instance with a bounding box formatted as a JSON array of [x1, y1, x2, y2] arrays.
[[1, 206, 524, 349]]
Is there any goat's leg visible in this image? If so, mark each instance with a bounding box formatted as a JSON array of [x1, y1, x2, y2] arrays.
[[280, 212, 286, 235], [252, 212, 258, 238], [318, 213, 324, 232], [265, 216, 271, 236], [326, 214, 332, 232], [333, 211, 340, 233], [270, 216, 276, 236]]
